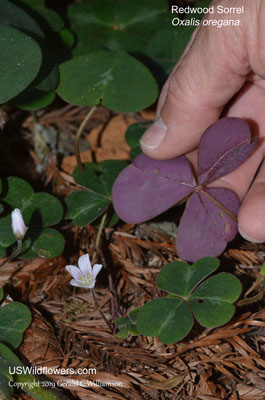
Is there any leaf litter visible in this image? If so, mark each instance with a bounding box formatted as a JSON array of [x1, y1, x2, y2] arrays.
[[1, 106, 265, 400]]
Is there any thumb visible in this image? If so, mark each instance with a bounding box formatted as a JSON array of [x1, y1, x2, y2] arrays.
[[140, 2, 250, 159]]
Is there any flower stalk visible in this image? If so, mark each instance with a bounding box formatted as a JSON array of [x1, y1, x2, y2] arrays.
[[75, 106, 97, 172]]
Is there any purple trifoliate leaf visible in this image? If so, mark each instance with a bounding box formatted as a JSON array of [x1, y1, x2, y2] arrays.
[[176, 187, 240, 262], [198, 118, 258, 185], [112, 153, 195, 223]]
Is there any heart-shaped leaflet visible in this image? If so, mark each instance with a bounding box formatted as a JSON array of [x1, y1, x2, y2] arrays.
[[112, 118, 258, 261]]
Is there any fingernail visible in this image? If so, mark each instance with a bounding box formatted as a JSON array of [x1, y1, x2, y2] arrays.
[[140, 117, 167, 149], [238, 225, 265, 243]]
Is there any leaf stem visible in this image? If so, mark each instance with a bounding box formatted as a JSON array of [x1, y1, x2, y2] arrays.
[[95, 211, 108, 249], [0, 239, 22, 267], [91, 288, 114, 333], [75, 106, 97, 172], [237, 286, 264, 307]]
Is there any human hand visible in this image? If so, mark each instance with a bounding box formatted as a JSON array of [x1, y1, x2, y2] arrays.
[[140, 0, 265, 243]]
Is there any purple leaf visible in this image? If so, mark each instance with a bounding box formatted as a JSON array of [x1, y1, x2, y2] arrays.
[[112, 153, 195, 223], [112, 117, 258, 261], [176, 187, 240, 262], [198, 118, 258, 185]]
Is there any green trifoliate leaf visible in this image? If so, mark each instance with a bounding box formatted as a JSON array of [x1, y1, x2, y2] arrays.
[[136, 258, 242, 344], [57, 50, 158, 112]]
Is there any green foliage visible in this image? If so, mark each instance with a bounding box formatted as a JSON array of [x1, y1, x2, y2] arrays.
[[147, 26, 195, 74], [0, 0, 204, 110], [0, 24, 42, 103], [0, 0, 44, 40], [0, 0, 67, 107], [136, 258, 242, 344], [65, 160, 128, 226], [0, 177, 64, 258], [125, 122, 152, 159], [0, 292, 60, 399], [116, 308, 141, 339], [0, 302, 31, 349], [19, 0, 46, 10], [68, 0, 168, 56], [33, 49, 59, 92], [0, 0, 70, 110], [0, 216, 16, 248], [0, 343, 21, 400], [0, 343, 61, 400], [14, 87, 55, 110], [21, 228, 65, 259], [32, 8, 64, 33], [0, 246, 5, 258], [57, 50, 158, 112]]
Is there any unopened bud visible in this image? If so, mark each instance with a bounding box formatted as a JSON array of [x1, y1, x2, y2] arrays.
[[11, 209, 27, 240]]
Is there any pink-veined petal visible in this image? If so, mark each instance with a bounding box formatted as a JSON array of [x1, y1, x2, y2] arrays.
[[69, 279, 83, 287], [66, 265, 82, 280], [92, 264, 103, 279], [78, 253, 92, 275]]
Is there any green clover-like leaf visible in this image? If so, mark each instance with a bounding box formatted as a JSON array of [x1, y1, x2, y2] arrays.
[[157, 257, 220, 296], [0, 0, 44, 40], [137, 298, 193, 344], [14, 87, 55, 110], [137, 258, 242, 344], [189, 272, 242, 327], [1, 177, 34, 210], [115, 317, 130, 339], [0, 177, 64, 258], [22, 192, 63, 227], [147, 26, 195, 75], [57, 50, 158, 112], [0, 342, 24, 400], [68, 0, 168, 56], [0, 24, 42, 104], [0, 302, 31, 349], [0, 216, 16, 248], [116, 308, 141, 339], [125, 122, 151, 160], [65, 191, 109, 227], [66, 160, 128, 226], [0, 343, 61, 400]]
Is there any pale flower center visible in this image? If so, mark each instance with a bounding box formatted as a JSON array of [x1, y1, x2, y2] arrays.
[[79, 273, 94, 286]]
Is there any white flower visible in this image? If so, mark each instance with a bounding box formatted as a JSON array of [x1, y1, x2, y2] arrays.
[[65, 254, 102, 289], [11, 208, 28, 240]]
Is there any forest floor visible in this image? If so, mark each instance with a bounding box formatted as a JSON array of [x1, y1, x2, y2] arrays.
[[1, 103, 265, 400]]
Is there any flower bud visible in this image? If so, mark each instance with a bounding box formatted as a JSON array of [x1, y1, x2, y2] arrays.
[[11, 208, 27, 240]]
